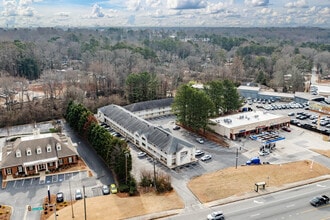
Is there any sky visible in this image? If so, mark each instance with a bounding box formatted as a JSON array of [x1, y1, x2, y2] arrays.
[[0, 0, 329, 28]]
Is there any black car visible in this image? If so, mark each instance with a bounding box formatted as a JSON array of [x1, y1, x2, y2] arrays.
[[310, 195, 329, 207], [56, 192, 64, 203]]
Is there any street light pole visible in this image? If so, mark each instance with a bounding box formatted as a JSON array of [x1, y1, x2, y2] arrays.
[[83, 185, 87, 220], [153, 158, 156, 190], [235, 148, 239, 169], [69, 181, 75, 219]]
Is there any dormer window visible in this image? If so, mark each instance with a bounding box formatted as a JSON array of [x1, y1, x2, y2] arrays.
[[56, 143, 61, 151], [16, 149, 21, 158], [46, 144, 52, 153], [26, 148, 32, 156], [37, 146, 42, 154]]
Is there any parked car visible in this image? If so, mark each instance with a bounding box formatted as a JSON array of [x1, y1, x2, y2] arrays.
[[196, 138, 204, 144], [173, 125, 181, 130], [75, 189, 83, 200], [288, 112, 295, 116], [200, 154, 212, 161], [258, 151, 269, 156], [207, 211, 225, 220], [56, 192, 64, 203], [195, 149, 205, 157], [137, 151, 147, 158], [282, 126, 291, 132], [310, 195, 330, 207], [246, 157, 261, 165], [102, 185, 110, 195], [110, 184, 118, 194]]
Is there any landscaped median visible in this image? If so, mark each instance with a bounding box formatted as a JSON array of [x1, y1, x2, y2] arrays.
[[188, 160, 330, 203]]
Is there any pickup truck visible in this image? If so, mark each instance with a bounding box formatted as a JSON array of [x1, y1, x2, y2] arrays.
[[310, 195, 330, 207]]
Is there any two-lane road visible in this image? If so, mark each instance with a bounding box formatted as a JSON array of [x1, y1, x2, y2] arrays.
[[169, 180, 330, 220]]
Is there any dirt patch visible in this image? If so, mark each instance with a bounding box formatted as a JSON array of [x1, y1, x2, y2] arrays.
[[47, 191, 184, 220], [188, 160, 330, 203]]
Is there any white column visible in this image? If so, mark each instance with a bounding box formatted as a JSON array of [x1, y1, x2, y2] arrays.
[[35, 165, 38, 173]]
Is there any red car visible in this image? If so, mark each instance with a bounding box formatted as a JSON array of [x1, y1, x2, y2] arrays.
[[282, 126, 291, 132]]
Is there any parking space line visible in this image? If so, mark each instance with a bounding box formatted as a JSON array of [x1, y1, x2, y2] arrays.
[[22, 179, 25, 186]]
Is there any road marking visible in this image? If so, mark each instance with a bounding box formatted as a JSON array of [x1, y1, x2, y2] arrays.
[[250, 213, 261, 217], [316, 184, 326, 187], [286, 204, 295, 208], [253, 200, 264, 204]]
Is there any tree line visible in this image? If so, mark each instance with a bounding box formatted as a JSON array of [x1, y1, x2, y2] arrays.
[[65, 101, 137, 194], [172, 79, 241, 133]]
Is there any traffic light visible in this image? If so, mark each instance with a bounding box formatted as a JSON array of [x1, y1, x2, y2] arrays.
[[28, 205, 31, 211]]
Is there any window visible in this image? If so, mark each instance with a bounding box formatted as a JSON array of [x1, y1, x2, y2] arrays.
[[29, 166, 34, 171], [49, 162, 53, 167], [58, 159, 63, 165], [16, 150, 21, 158], [68, 157, 73, 163], [18, 166, 23, 173], [26, 148, 32, 156], [46, 144, 52, 152], [37, 147, 42, 154], [56, 143, 61, 151], [6, 168, 12, 175]]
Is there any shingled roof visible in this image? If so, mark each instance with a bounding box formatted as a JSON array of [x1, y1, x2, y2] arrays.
[[0, 133, 77, 168], [99, 104, 194, 154], [123, 98, 174, 112]]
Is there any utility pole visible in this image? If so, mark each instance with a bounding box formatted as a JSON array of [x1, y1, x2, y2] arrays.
[[153, 158, 156, 190], [235, 148, 239, 169], [83, 185, 87, 220], [69, 181, 74, 219]]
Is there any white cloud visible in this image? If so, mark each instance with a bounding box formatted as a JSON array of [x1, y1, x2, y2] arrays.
[[146, 0, 161, 8], [167, 0, 207, 10], [319, 7, 330, 16], [3, 0, 18, 16], [285, 0, 308, 8], [90, 4, 104, 18], [56, 12, 70, 17], [126, 0, 143, 11], [205, 2, 226, 14], [259, 7, 272, 14], [244, 0, 269, 7], [18, 6, 34, 16]]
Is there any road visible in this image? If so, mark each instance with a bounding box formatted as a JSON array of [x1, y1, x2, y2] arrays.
[[168, 180, 330, 220]]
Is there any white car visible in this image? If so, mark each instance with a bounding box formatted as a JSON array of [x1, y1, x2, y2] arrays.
[[207, 211, 224, 220], [195, 149, 204, 157], [137, 152, 147, 158], [200, 154, 212, 161], [75, 189, 83, 200], [196, 138, 204, 144]]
